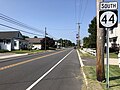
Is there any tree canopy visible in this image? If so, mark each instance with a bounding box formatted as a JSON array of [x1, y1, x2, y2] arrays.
[[34, 36, 38, 38], [41, 37, 55, 50], [57, 38, 75, 47], [83, 17, 97, 48]]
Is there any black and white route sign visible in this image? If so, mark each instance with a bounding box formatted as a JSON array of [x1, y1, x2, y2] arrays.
[[99, 10, 118, 28], [99, 1, 118, 28]]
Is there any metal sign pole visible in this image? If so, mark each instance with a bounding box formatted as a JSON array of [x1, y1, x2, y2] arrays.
[[106, 28, 109, 88], [99, 1, 118, 89]]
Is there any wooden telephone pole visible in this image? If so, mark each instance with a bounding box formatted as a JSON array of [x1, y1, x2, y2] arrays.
[[96, 0, 105, 82], [45, 27, 47, 51], [77, 23, 80, 48]]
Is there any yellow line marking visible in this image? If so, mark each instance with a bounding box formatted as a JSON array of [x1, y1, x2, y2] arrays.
[[0, 50, 66, 71]]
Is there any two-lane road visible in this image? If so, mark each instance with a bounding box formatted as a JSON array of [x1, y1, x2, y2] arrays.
[[0, 48, 83, 90]]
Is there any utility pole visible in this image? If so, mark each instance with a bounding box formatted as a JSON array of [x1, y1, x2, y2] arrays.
[[45, 27, 47, 51], [77, 23, 80, 48], [96, 0, 105, 82]]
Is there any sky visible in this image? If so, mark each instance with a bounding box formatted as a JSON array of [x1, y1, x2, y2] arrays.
[[0, 0, 119, 43]]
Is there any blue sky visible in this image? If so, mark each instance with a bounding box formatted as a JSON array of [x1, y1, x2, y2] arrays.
[[0, 0, 119, 43]]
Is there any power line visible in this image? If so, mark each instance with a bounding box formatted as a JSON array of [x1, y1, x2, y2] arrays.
[[47, 28, 76, 31], [75, 0, 77, 23], [79, 0, 83, 22], [0, 13, 58, 39], [0, 23, 43, 36], [80, 0, 88, 22], [75, 0, 84, 23], [0, 13, 44, 34], [45, 31, 58, 40]]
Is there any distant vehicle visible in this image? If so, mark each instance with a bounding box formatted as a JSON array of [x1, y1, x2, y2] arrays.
[[74, 46, 76, 49]]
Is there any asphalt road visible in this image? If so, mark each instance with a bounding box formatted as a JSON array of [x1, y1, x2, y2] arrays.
[[0, 48, 83, 90]]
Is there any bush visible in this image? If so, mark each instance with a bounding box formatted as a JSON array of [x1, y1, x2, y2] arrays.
[[104, 47, 119, 53]]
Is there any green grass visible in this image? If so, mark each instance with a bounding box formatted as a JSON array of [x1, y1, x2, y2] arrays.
[[83, 65, 120, 90], [104, 65, 120, 90], [104, 53, 118, 58], [78, 50, 96, 59], [11, 50, 44, 54], [79, 50, 118, 59], [0, 50, 10, 53]]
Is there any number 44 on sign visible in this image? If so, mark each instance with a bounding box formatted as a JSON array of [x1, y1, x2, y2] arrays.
[[99, 10, 118, 28]]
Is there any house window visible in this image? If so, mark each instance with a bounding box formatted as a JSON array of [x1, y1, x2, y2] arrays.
[[14, 41, 17, 46], [0, 39, 3, 42], [109, 39, 112, 42], [111, 30, 113, 34], [6, 39, 11, 44], [113, 38, 116, 42]]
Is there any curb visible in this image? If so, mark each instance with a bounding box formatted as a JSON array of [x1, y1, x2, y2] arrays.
[[77, 49, 88, 90], [0, 53, 28, 62]]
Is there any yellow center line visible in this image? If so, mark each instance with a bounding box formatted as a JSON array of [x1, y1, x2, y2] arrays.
[[0, 50, 66, 71]]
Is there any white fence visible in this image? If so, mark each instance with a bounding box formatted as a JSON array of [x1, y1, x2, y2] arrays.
[[83, 48, 96, 56]]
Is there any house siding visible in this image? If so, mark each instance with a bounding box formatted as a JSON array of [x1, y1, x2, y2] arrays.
[[0, 31, 28, 51], [13, 39, 20, 50], [105, 23, 120, 52], [0, 41, 11, 51], [109, 23, 120, 48], [32, 44, 42, 50]]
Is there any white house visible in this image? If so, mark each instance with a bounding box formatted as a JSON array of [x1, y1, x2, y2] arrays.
[[26, 38, 43, 50], [109, 23, 120, 49], [0, 31, 28, 51]]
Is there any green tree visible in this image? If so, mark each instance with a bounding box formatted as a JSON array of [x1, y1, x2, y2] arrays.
[[83, 37, 89, 48], [88, 17, 97, 48], [57, 38, 75, 47], [34, 36, 38, 38], [83, 17, 97, 48], [41, 37, 55, 50], [23, 35, 29, 40]]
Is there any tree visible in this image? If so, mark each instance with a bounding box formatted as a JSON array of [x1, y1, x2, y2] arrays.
[[41, 37, 55, 50], [34, 36, 38, 38], [88, 17, 97, 48], [57, 38, 75, 47], [23, 35, 29, 40], [83, 37, 89, 48], [83, 17, 97, 48]]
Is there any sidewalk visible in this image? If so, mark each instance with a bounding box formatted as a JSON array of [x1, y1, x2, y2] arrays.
[[104, 58, 119, 65], [0, 53, 28, 60], [81, 49, 119, 66]]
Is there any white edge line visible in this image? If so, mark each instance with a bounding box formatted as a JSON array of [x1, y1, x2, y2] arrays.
[[77, 50, 84, 67], [76, 49, 88, 88], [26, 49, 73, 90]]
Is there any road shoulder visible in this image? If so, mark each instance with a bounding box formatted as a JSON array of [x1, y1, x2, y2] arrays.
[[77, 49, 104, 90]]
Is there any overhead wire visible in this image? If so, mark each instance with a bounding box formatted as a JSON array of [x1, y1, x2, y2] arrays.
[[75, 0, 77, 23], [74, 0, 89, 23], [79, 0, 83, 22], [80, 0, 88, 22], [0, 13, 44, 34], [75, 0, 83, 23], [0, 23, 43, 37], [0, 13, 57, 39]]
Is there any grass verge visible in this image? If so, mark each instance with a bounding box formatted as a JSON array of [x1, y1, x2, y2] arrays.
[[79, 50, 96, 59], [82, 66, 104, 90], [83, 65, 120, 90], [11, 50, 44, 54], [104, 53, 118, 58]]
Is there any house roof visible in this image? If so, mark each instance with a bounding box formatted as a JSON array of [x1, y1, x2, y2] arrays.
[[0, 31, 23, 39], [26, 38, 43, 44]]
